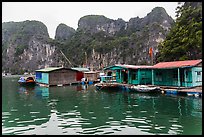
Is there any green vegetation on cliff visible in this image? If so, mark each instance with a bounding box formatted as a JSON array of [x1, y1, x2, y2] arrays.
[[157, 2, 202, 62], [3, 3, 201, 74]]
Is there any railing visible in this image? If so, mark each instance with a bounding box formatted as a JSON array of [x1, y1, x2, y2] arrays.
[[100, 76, 116, 83]]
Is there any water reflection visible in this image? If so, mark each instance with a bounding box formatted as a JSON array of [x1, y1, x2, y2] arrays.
[[17, 86, 49, 99], [35, 86, 49, 99], [2, 77, 202, 135]]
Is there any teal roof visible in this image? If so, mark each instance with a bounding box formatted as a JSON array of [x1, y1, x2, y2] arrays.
[[104, 65, 125, 70], [71, 67, 90, 72], [35, 67, 63, 72]]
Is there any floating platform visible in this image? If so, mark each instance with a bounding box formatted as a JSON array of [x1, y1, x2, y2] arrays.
[[95, 83, 202, 97], [37, 82, 81, 87], [160, 86, 202, 97], [95, 83, 130, 90], [94, 83, 161, 93]]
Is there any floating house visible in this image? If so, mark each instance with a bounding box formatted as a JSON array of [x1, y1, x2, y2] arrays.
[[83, 71, 100, 83], [103, 59, 202, 88], [35, 67, 80, 87], [71, 67, 90, 81], [152, 59, 202, 87], [104, 64, 153, 85]]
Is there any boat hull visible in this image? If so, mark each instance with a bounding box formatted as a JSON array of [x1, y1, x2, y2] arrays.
[[18, 76, 36, 86], [130, 85, 161, 93], [18, 82, 36, 86]]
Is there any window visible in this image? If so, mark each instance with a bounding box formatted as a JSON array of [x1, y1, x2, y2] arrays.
[[155, 72, 162, 81], [132, 72, 138, 80], [196, 71, 202, 82], [36, 72, 42, 80], [173, 70, 177, 80], [197, 71, 201, 75]]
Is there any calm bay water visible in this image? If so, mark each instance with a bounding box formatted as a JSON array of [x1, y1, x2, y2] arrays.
[[2, 76, 202, 135]]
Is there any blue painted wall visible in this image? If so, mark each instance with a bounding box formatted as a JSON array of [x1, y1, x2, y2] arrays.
[[36, 72, 49, 84], [153, 67, 202, 87], [191, 67, 202, 86]]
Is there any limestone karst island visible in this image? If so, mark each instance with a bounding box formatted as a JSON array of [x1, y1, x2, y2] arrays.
[[2, 2, 202, 135]]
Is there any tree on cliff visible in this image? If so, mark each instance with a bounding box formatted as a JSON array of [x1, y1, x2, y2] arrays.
[[157, 2, 202, 62]]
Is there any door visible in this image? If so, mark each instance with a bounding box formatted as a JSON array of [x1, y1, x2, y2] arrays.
[[180, 69, 185, 86]]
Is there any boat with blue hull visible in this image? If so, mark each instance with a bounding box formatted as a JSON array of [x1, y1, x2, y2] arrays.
[[18, 76, 36, 86]]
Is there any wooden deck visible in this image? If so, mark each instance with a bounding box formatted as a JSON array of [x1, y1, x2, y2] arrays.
[[37, 82, 81, 87], [95, 82, 202, 97], [153, 85, 202, 96]]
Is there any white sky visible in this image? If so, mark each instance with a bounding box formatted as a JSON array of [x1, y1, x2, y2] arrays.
[[2, 2, 179, 39]]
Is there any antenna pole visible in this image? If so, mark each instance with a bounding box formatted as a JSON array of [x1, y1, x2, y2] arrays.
[[59, 50, 74, 67]]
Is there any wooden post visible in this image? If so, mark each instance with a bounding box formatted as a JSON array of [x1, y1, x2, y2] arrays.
[[120, 69, 122, 83], [85, 52, 87, 68], [138, 69, 140, 85], [151, 52, 154, 65], [128, 70, 130, 84], [184, 69, 187, 87], [178, 68, 181, 87], [152, 69, 154, 85]]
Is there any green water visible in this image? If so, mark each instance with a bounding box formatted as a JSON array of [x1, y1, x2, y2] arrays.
[[2, 76, 202, 135]]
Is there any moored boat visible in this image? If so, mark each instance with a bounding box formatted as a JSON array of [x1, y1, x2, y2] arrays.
[[18, 76, 36, 86], [95, 83, 120, 91], [130, 85, 161, 93]]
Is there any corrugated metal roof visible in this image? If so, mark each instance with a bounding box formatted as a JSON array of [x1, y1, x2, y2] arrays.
[[116, 64, 153, 69], [104, 64, 153, 70], [84, 71, 99, 74], [152, 59, 202, 69], [71, 67, 90, 72], [35, 67, 64, 72]]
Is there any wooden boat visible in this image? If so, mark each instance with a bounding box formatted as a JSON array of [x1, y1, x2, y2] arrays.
[[130, 85, 161, 93], [94, 83, 120, 91], [18, 76, 36, 86]]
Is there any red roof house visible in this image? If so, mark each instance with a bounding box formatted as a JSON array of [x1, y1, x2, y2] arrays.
[[152, 59, 202, 87], [152, 59, 202, 69]]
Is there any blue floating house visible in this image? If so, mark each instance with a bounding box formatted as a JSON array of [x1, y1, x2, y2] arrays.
[[104, 64, 153, 85], [152, 59, 202, 87], [103, 59, 202, 88]]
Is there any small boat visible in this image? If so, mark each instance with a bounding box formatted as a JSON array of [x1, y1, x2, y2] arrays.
[[130, 85, 161, 93], [94, 83, 120, 91], [187, 92, 200, 97], [18, 76, 36, 86]]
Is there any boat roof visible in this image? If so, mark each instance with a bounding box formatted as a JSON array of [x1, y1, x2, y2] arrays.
[[20, 76, 35, 79], [152, 59, 202, 69]]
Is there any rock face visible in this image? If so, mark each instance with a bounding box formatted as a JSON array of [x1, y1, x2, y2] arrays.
[[2, 20, 65, 74], [78, 15, 127, 35], [55, 23, 75, 41], [2, 20, 49, 46], [2, 7, 175, 74], [128, 7, 174, 32], [66, 7, 175, 69]]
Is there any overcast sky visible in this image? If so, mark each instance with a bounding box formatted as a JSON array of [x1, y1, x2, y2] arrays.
[[2, 2, 179, 39]]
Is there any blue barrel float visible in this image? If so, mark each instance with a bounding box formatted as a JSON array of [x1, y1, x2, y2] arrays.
[[165, 90, 178, 95]]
